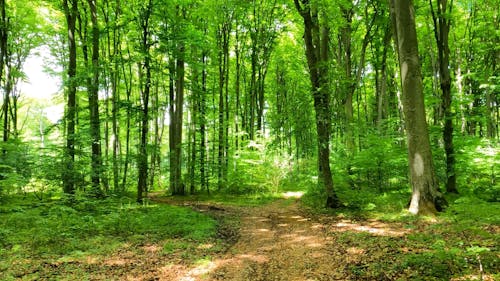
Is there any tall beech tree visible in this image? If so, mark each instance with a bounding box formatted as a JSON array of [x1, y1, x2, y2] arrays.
[[137, 0, 153, 203], [86, 0, 104, 195], [294, 0, 341, 208], [62, 0, 78, 195], [0, 0, 7, 146], [390, 0, 447, 214], [168, 4, 186, 196], [429, 0, 457, 194]]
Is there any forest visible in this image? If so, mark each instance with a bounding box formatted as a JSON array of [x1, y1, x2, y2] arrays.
[[0, 0, 498, 280]]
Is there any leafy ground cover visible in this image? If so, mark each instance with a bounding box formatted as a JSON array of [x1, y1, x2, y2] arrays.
[[301, 189, 499, 281], [0, 194, 226, 280], [0, 190, 498, 280]]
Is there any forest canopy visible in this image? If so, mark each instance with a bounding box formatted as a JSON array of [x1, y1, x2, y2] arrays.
[[0, 0, 498, 211]]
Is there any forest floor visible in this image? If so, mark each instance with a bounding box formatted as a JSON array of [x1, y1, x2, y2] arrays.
[[4, 193, 497, 280], [202, 195, 386, 281], [141, 194, 497, 281], [139, 194, 368, 281]]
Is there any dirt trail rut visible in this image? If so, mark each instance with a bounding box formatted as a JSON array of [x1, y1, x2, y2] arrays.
[[207, 199, 344, 281]]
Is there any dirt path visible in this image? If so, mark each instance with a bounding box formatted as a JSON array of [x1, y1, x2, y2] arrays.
[[91, 196, 415, 281], [205, 198, 335, 281], [16, 196, 496, 280]]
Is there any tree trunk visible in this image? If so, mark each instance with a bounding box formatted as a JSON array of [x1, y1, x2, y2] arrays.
[[390, 0, 447, 215], [62, 0, 78, 195], [0, 0, 8, 146], [87, 0, 103, 196], [121, 47, 133, 191], [137, 0, 153, 203], [200, 51, 208, 194], [234, 22, 241, 151], [169, 31, 185, 196], [294, 0, 341, 208], [217, 26, 225, 191], [430, 0, 457, 193], [110, 3, 121, 192], [376, 25, 392, 131]]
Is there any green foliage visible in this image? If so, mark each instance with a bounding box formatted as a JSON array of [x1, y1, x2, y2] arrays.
[[304, 190, 499, 280], [0, 140, 32, 196], [454, 137, 499, 201], [350, 132, 408, 190], [225, 139, 292, 195], [0, 194, 218, 279]]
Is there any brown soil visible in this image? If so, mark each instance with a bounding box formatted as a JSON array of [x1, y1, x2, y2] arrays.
[[25, 196, 495, 281], [207, 198, 341, 281]]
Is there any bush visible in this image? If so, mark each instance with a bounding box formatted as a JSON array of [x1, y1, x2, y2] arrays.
[[0, 140, 32, 195]]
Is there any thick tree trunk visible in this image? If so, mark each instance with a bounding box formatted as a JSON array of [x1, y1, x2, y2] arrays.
[[390, 0, 447, 215], [0, 0, 8, 146]]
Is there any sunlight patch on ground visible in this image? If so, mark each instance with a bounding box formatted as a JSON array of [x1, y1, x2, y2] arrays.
[[347, 247, 365, 255], [311, 223, 325, 230], [237, 254, 269, 263], [451, 274, 496, 281], [197, 243, 214, 250], [282, 191, 304, 199], [179, 259, 217, 281], [333, 219, 410, 237], [142, 244, 161, 253]]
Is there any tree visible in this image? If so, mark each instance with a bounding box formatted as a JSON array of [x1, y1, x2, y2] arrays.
[[62, 0, 78, 195], [294, 0, 341, 208], [86, 0, 104, 195], [215, 3, 232, 190], [390, 0, 447, 215], [0, 0, 7, 146], [168, 4, 186, 196], [137, 0, 153, 203], [429, 0, 458, 194]]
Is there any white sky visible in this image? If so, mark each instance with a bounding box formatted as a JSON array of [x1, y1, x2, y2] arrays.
[[19, 48, 64, 123]]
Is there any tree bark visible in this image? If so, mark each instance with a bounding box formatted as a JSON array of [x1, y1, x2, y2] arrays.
[[0, 0, 8, 146], [390, 0, 447, 215], [169, 13, 185, 195], [62, 0, 78, 195], [294, 0, 341, 208], [200, 51, 208, 194], [137, 0, 153, 203], [430, 0, 457, 193], [87, 0, 104, 195]]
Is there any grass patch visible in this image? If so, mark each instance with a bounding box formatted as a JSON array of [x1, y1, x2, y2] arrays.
[[0, 193, 219, 280], [303, 187, 499, 280]]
